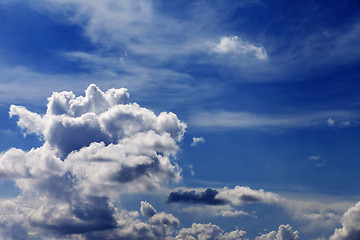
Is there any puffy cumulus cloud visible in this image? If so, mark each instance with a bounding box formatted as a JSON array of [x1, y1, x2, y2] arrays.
[[191, 137, 205, 147], [281, 199, 353, 234], [80, 203, 180, 240], [211, 36, 268, 60], [175, 223, 248, 240], [10, 84, 185, 159], [0, 84, 186, 239], [141, 201, 157, 217], [255, 224, 300, 240], [217, 186, 280, 206], [330, 201, 360, 240]]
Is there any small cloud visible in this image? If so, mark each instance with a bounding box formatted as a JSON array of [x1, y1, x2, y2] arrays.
[[191, 137, 205, 147], [188, 164, 195, 176], [210, 36, 268, 60], [309, 155, 321, 161], [341, 121, 351, 127], [327, 118, 335, 127], [309, 155, 327, 167], [220, 210, 254, 218]]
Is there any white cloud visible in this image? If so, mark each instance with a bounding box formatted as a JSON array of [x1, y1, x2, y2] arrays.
[[220, 210, 253, 218], [0, 84, 187, 238], [256, 224, 300, 240], [175, 223, 248, 240], [330, 201, 360, 240], [341, 121, 351, 127], [211, 36, 268, 60], [217, 186, 280, 206], [327, 118, 335, 127], [140, 201, 157, 217], [191, 136, 205, 147], [309, 155, 326, 167]]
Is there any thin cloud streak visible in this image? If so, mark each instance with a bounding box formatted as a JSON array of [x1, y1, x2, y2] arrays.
[[191, 110, 357, 129]]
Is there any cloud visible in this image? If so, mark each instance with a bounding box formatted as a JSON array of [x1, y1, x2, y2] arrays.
[[191, 110, 357, 129], [220, 210, 254, 218], [210, 36, 268, 60], [309, 155, 327, 167], [255, 224, 300, 240], [0, 84, 187, 238], [191, 136, 205, 147], [217, 186, 280, 206], [327, 118, 335, 127], [167, 188, 226, 205], [341, 121, 351, 127], [175, 223, 248, 240], [140, 201, 157, 218], [168, 186, 280, 207], [330, 201, 360, 240]]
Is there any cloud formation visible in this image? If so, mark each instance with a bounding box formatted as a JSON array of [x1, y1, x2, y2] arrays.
[[330, 201, 360, 240], [191, 136, 205, 147], [176, 223, 248, 240], [168, 186, 280, 207], [211, 36, 268, 60], [0, 84, 186, 238], [255, 224, 300, 240], [191, 110, 357, 129], [167, 188, 226, 205]]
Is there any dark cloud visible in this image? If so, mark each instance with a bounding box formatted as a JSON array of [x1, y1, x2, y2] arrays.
[[167, 188, 226, 205]]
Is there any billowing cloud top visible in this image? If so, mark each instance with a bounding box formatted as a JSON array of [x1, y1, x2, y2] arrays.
[[0, 84, 187, 238]]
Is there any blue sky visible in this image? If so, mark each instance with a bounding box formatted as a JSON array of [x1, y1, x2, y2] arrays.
[[0, 0, 360, 239]]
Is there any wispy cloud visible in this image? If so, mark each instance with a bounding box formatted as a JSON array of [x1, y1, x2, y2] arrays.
[[210, 36, 268, 60], [190, 110, 357, 129], [191, 136, 205, 147]]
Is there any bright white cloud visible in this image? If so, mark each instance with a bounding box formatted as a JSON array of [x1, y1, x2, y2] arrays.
[[211, 36, 268, 60], [217, 186, 280, 206], [221, 210, 253, 218], [175, 223, 248, 240], [0, 84, 187, 238], [256, 224, 300, 240], [191, 136, 205, 147], [330, 201, 360, 240]]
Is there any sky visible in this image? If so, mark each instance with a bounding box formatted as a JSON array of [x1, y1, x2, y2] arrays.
[[0, 0, 359, 239]]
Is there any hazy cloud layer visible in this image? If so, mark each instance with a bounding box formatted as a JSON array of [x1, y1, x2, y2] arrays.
[[191, 110, 357, 129]]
